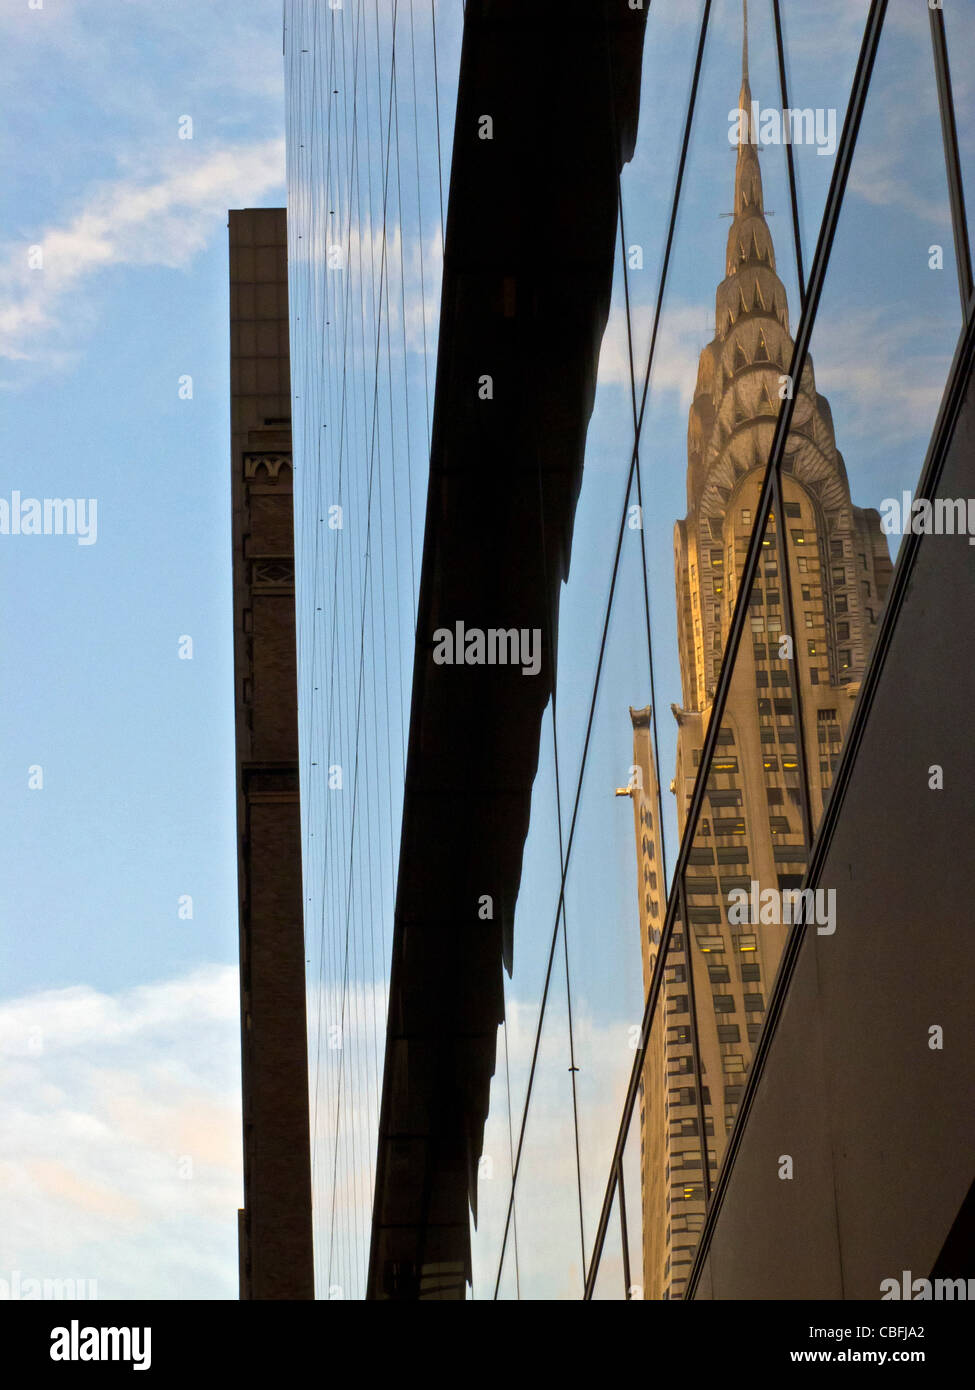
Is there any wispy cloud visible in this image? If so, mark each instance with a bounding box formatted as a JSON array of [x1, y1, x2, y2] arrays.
[[472, 997, 640, 1300], [305, 976, 388, 1300], [0, 965, 241, 1299], [812, 304, 951, 448], [597, 301, 710, 409], [289, 210, 443, 352], [304, 979, 640, 1300], [845, 7, 950, 228], [0, 139, 285, 367], [1, 0, 287, 377], [598, 292, 950, 457], [848, 141, 950, 228]]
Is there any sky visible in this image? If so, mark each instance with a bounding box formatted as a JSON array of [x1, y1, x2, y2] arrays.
[[0, 0, 288, 1300], [0, 0, 971, 1302]]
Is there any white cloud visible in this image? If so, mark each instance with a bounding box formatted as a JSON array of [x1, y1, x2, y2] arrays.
[[0, 959, 645, 1302], [289, 213, 443, 359], [305, 976, 388, 1301], [598, 301, 710, 409], [848, 143, 948, 228], [812, 305, 950, 447], [0, 965, 241, 1300], [305, 975, 641, 1301], [472, 996, 640, 1301], [598, 293, 949, 457], [0, 139, 285, 365], [843, 8, 948, 227]]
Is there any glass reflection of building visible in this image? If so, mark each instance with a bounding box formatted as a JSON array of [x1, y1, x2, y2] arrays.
[[628, 25, 892, 1301]]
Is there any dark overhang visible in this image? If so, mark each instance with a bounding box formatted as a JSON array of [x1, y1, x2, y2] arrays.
[[367, 0, 647, 1300]]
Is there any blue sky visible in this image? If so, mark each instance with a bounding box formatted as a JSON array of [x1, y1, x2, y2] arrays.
[[0, 0, 287, 1300], [0, 0, 970, 1302]]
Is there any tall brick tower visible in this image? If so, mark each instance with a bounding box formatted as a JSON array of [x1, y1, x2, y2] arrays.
[[230, 207, 314, 1300]]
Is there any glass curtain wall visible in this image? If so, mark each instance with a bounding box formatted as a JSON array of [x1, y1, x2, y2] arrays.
[[472, 0, 972, 1300], [284, 0, 461, 1300]]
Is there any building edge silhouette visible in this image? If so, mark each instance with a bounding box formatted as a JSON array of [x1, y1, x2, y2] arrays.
[[230, 207, 314, 1300]]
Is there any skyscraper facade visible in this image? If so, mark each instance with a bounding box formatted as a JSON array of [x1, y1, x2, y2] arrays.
[[630, 29, 892, 1300], [282, 0, 460, 1298]]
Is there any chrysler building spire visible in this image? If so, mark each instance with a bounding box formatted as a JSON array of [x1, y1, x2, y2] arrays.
[[738, 0, 753, 151], [742, 0, 749, 85]]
